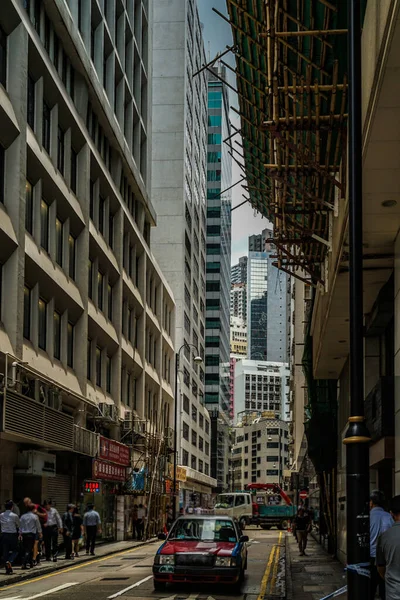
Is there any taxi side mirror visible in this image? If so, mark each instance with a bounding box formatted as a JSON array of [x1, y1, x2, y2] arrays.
[[158, 533, 167, 540], [240, 535, 249, 543]]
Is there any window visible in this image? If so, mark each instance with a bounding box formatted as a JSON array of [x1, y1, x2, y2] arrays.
[[191, 429, 197, 446], [55, 218, 63, 266], [68, 234, 76, 279], [0, 26, 7, 88], [57, 126, 64, 174], [267, 442, 279, 449], [0, 145, 4, 204], [53, 311, 61, 359], [191, 454, 196, 470], [109, 214, 114, 248], [96, 346, 102, 387], [38, 298, 47, 350], [23, 286, 31, 340], [99, 195, 105, 235], [88, 260, 93, 298], [182, 449, 189, 466], [191, 404, 197, 423], [89, 180, 94, 219], [67, 322, 74, 368], [183, 395, 189, 414], [44, 13, 50, 52], [25, 181, 33, 233], [106, 355, 112, 393], [107, 283, 113, 320], [205, 420, 210, 435], [182, 422, 189, 441], [27, 76, 35, 129], [205, 463, 209, 475], [199, 414, 204, 428], [199, 459, 203, 473], [40, 199, 49, 251], [199, 436, 203, 451], [97, 271, 104, 311], [205, 441, 209, 456], [70, 148, 77, 193], [42, 101, 51, 153], [87, 339, 92, 380]]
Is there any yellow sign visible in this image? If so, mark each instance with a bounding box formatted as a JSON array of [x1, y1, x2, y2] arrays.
[[169, 465, 187, 482]]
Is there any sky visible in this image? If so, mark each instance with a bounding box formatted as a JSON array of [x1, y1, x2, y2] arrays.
[[197, 0, 270, 265]]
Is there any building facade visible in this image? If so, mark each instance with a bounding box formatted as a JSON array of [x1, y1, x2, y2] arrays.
[[232, 415, 289, 489], [234, 360, 290, 423], [231, 255, 247, 285], [248, 228, 272, 253], [205, 65, 232, 491], [230, 316, 247, 358], [0, 0, 176, 538], [151, 0, 216, 502], [230, 282, 247, 323]]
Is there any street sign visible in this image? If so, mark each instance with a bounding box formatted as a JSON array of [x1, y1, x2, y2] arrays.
[[299, 490, 308, 499], [84, 480, 100, 494]]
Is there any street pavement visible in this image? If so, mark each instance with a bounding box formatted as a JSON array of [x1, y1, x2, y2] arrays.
[[0, 528, 284, 600]]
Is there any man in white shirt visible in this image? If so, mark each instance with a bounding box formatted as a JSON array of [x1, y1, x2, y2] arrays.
[[19, 504, 42, 569], [43, 500, 62, 562], [0, 501, 20, 575]]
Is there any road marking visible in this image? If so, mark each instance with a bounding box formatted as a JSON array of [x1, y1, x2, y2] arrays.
[[267, 532, 283, 594], [257, 543, 276, 600], [107, 575, 152, 599], [1, 583, 79, 600], [1, 545, 154, 591]]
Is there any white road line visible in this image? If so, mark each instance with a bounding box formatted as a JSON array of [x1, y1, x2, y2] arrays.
[[107, 575, 153, 599], [1, 583, 79, 600]]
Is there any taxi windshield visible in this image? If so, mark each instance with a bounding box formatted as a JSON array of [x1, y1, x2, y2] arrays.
[[214, 494, 235, 509], [168, 518, 237, 543]]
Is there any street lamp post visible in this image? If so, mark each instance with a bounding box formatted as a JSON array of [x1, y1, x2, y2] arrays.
[[173, 344, 203, 521], [344, 2, 371, 598]]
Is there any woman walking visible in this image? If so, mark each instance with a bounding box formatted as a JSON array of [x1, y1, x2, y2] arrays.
[[72, 507, 83, 558]]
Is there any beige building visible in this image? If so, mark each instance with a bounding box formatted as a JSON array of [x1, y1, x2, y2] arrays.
[[230, 316, 247, 358], [0, 0, 175, 538]]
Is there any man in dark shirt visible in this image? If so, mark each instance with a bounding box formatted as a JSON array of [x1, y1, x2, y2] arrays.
[[294, 507, 311, 556], [376, 495, 400, 600]]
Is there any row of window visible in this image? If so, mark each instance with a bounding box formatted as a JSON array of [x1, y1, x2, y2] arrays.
[[182, 421, 210, 454], [182, 395, 210, 433], [235, 442, 289, 453], [87, 339, 112, 393], [181, 449, 209, 475], [242, 470, 279, 479]]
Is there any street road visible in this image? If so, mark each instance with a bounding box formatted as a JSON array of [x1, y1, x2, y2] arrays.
[[0, 529, 284, 600]]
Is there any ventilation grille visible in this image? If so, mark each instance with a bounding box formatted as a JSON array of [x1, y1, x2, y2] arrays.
[[4, 389, 73, 450]]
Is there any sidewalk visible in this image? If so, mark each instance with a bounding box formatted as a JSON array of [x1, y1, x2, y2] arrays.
[[0, 537, 156, 588], [286, 532, 347, 600]]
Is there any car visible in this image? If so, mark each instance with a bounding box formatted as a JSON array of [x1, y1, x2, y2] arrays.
[[153, 515, 249, 591]]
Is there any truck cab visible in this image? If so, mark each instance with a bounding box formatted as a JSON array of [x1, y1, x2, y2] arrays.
[[213, 493, 253, 529]]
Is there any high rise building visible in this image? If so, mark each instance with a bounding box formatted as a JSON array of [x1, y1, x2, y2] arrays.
[[230, 282, 247, 323], [248, 228, 272, 253], [205, 65, 232, 491], [247, 251, 289, 362], [0, 0, 176, 536], [230, 317, 247, 358], [231, 256, 248, 285], [151, 0, 217, 502]]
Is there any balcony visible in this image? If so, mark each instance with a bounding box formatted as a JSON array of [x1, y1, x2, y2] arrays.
[[164, 427, 174, 451], [365, 377, 394, 443], [74, 425, 98, 457]]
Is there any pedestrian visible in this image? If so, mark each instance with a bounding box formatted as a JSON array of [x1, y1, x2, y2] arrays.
[[19, 504, 42, 569], [23, 497, 47, 565], [62, 504, 75, 560], [166, 505, 173, 531], [136, 504, 146, 540], [370, 490, 394, 600], [293, 507, 311, 556], [83, 503, 101, 556], [43, 500, 62, 563], [376, 495, 400, 600], [72, 507, 83, 558], [132, 504, 138, 540], [0, 500, 20, 575]]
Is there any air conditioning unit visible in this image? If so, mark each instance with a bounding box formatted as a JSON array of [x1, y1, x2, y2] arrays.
[[123, 410, 133, 431], [98, 402, 110, 418], [16, 450, 56, 477], [109, 404, 119, 423], [134, 420, 147, 435], [48, 389, 62, 411]]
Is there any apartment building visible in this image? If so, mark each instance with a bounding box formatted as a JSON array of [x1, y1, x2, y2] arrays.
[[248, 228, 272, 253], [230, 282, 247, 323], [0, 0, 175, 538], [230, 316, 247, 358], [151, 0, 216, 503], [234, 360, 290, 423], [232, 415, 289, 489], [231, 255, 247, 285]]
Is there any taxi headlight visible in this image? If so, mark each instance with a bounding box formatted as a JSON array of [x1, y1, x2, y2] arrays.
[[215, 557, 232, 567], [159, 555, 175, 565]]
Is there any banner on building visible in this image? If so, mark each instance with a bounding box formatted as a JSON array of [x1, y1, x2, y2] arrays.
[[93, 459, 127, 482], [168, 465, 187, 482], [99, 436, 130, 466]]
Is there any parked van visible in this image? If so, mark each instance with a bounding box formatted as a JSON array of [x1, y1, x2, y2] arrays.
[[213, 493, 253, 529]]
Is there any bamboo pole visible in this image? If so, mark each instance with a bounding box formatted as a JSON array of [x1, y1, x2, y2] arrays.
[[263, 29, 347, 37]]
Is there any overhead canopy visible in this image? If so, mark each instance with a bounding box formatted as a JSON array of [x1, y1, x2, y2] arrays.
[[224, 0, 355, 285]]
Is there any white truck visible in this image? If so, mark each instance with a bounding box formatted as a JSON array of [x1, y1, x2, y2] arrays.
[[213, 493, 253, 530]]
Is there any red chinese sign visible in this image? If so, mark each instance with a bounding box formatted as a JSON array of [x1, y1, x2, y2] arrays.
[[93, 459, 127, 482], [99, 436, 130, 466]]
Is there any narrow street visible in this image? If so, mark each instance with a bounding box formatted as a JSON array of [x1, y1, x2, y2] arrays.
[[0, 530, 284, 600]]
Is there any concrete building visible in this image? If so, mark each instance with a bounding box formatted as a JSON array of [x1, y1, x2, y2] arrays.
[[230, 316, 247, 358], [230, 282, 247, 323], [248, 228, 272, 253], [231, 256, 247, 285], [151, 0, 217, 503], [0, 0, 176, 539], [234, 360, 290, 423], [204, 65, 232, 491], [232, 414, 289, 489]]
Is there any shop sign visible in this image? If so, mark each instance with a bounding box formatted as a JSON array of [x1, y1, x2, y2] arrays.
[[84, 480, 101, 494], [165, 480, 178, 494], [99, 436, 130, 466], [168, 464, 187, 482], [93, 459, 127, 482]]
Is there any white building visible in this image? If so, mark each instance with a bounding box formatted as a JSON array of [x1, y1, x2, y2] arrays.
[[230, 282, 247, 324], [234, 360, 290, 423], [230, 317, 247, 358], [151, 0, 216, 503], [232, 415, 289, 489]]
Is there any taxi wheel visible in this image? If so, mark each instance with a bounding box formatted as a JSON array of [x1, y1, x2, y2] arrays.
[[154, 580, 166, 591]]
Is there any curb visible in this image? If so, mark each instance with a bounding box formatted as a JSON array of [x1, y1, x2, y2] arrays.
[[285, 534, 293, 600], [0, 538, 156, 589]]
